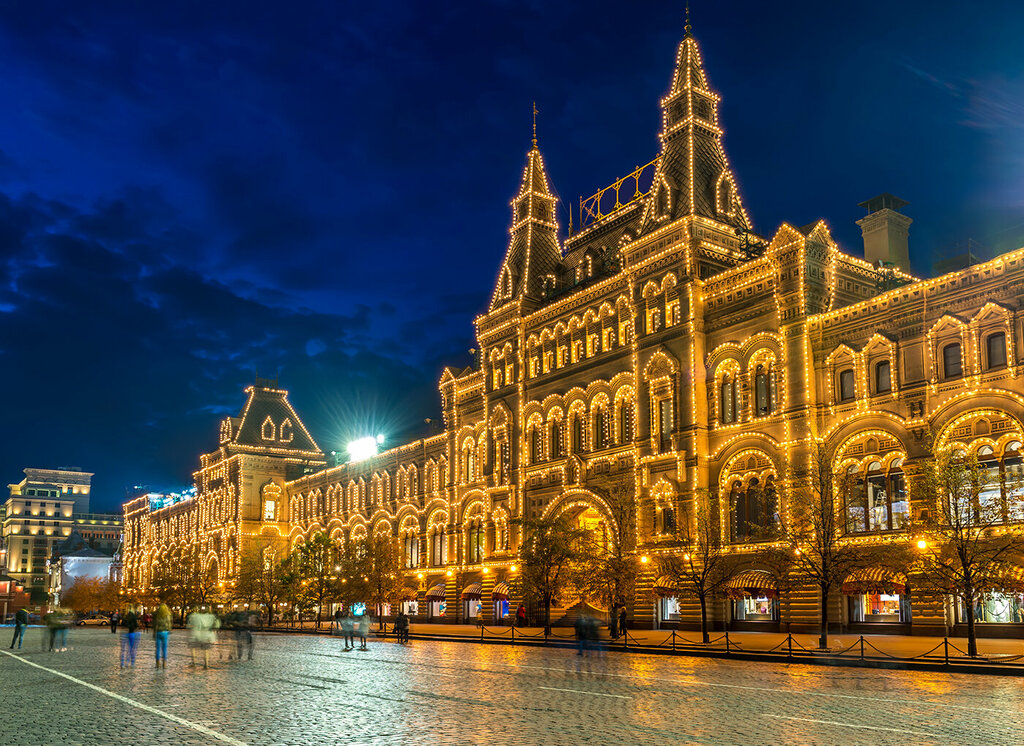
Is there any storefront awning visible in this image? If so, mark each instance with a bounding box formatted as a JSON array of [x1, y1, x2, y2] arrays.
[[841, 567, 907, 595], [396, 587, 418, 602], [653, 576, 680, 598], [492, 581, 509, 600], [424, 582, 446, 600], [726, 570, 776, 598], [461, 582, 483, 600]]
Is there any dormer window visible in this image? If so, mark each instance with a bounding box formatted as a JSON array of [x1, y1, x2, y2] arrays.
[[261, 416, 276, 440], [279, 418, 294, 443]]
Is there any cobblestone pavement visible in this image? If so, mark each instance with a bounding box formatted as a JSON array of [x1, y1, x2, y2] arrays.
[[1, 627, 1022, 745]]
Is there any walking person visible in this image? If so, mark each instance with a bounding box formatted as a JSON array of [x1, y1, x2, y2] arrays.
[[187, 606, 218, 669], [341, 612, 355, 651], [120, 606, 140, 667], [357, 613, 370, 650], [9, 607, 28, 649], [109, 610, 119, 634], [333, 608, 343, 635], [45, 609, 60, 652], [153, 603, 172, 668], [618, 605, 627, 640], [609, 603, 619, 640]]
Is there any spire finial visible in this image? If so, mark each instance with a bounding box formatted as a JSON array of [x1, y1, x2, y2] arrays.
[[532, 101, 538, 147], [684, 1, 692, 37]]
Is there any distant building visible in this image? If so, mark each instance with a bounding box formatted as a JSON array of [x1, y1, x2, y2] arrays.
[[47, 532, 115, 607], [2, 468, 122, 606]]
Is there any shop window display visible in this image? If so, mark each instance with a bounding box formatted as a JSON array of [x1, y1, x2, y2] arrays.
[[849, 593, 910, 623], [960, 593, 1024, 624]]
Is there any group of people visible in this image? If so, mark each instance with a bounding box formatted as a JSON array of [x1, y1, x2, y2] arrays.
[[107, 603, 251, 669], [332, 609, 372, 650]]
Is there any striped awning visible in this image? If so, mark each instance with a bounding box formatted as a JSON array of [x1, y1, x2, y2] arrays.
[[424, 582, 446, 600], [461, 582, 483, 599], [841, 568, 907, 595], [396, 586, 418, 602], [726, 570, 776, 598], [492, 581, 510, 600], [653, 576, 680, 597]]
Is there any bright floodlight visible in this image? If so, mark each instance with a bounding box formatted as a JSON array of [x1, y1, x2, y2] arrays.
[[346, 436, 379, 462]]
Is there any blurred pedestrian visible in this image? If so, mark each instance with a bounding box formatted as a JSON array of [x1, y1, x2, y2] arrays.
[[187, 607, 218, 669], [516, 604, 527, 628], [609, 603, 619, 640], [153, 603, 172, 668], [357, 614, 370, 650], [333, 608, 343, 635], [618, 606, 627, 638], [235, 611, 255, 661], [9, 607, 28, 649], [341, 612, 355, 651], [574, 614, 589, 657], [142, 611, 152, 631], [395, 610, 409, 645], [110, 610, 119, 634], [120, 606, 140, 667]]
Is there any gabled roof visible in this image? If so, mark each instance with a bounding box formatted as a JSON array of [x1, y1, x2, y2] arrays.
[[225, 383, 322, 455]]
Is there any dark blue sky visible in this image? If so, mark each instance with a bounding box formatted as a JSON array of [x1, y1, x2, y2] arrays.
[[1, 1, 1022, 511]]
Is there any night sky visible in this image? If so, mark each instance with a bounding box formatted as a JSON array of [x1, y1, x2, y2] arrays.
[[1, 1, 1022, 511]]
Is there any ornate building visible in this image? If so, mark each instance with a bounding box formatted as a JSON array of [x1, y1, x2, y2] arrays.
[[123, 24, 1024, 635]]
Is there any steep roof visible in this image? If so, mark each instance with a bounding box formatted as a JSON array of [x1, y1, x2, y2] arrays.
[[639, 26, 752, 236], [489, 144, 563, 310], [221, 383, 322, 456]]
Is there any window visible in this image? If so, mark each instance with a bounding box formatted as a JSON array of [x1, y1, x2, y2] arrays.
[[987, 332, 1007, 370], [838, 369, 855, 401], [720, 376, 736, 423], [619, 404, 634, 445], [529, 427, 541, 464], [943, 342, 962, 379], [550, 421, 564, 458], [754, 365, 771, 416], [658, 398, 673, 453], [875, 360, 892, 393], [262, 500, 275, 521], [404, 535, 419, 569], [593, 408, 608, 450], [648, 309, 662, 334], [468, 521, 486, 563], [730, 475, 778, 542], [430, 530, 446, 566], [572, 416, 584, 454], [843, 459, 908, 533]]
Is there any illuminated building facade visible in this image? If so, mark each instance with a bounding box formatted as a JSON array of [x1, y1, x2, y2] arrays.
[[122, 25, 1024, 635]]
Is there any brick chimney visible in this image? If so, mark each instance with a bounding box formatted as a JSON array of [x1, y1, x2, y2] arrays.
[[856, 193, 912, 272]]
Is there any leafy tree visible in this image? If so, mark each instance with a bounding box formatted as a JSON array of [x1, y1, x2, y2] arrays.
[[915, 445, 1024, 656], [291, 533, 341, 628], [61, 577, 106, 615], [151, 546, 218, 624], [783, 442, 871, 649], [518, 513, 588, 633], [359, 534, 403, 629], [657, 489, 734, 643], [579, 479, 638, 612]]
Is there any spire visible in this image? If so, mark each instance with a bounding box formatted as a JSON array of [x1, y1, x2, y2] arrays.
[[684, 1, 692, 37], [489, 140, 562, 311], [532, 101, 538, 147], [639, 24, 751, 236]]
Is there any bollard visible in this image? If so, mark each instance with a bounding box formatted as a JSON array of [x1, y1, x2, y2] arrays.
[[787, 633, 793, 660], [481, 626, 485, 642], [944, 637, 949, 666], [671, 630, 676, 652], [859, 635, 865, 660], [511, 626, 515, 647], [725, 631, 730, 654]]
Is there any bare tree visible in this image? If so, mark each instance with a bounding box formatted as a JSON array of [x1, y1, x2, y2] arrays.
[[581, 479, 638, 613], [915, 445, 1024, 656], [658, 489, 734, 643], [783, 442, 870, 649]]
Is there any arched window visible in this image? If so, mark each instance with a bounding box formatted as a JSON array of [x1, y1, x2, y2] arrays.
[[720, 375, 737, 423], [572, 415, 584, 453], [550, 420, 564, 458], [943, 342, 962, 379], [875, 360, 892, 393], [467, 521, 486, 563], [529, 426, 542, 464], [619, 402, 634, 444], [842, 458, 908, 533], [731, 476, 778, 542], [754, 365, 771, 416], [404, 534, 419, 568], [593, 407, 608, 450], [429, 528, 447, 566], [838, 369, 855, 402], [987, 332, 1007, 370], [658, 398, 673, 453]]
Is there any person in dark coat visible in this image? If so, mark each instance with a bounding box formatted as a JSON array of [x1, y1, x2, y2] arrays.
[[618, 606, 627, 637], [395, 610, 410, 644], [609, 603, 619, 640], [109, 611, 119, 634], [9, 608, 28, 649]]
